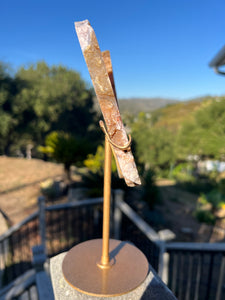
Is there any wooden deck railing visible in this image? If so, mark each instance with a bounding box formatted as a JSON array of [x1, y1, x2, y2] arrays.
[[113, 190, 164, 273], [0, 196, 103, 287], [0, 211, 40, 287], [114, 190, 225, 300], [44, 197, 103, 257], [0, 190, 225, 300], [165, 243, 225, 300]]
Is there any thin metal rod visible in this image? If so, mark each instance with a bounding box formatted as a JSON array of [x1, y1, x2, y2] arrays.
[[100, 135, 112, 268]]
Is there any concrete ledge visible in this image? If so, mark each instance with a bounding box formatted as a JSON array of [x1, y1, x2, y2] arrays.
[[50, 252, 177, 300]]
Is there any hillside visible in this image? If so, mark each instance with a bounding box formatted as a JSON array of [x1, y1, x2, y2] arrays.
[[151, 96, 224, 132], [152, 99, 207, 131], [118, 98, 178, 115], [118, 96, 216, 121]]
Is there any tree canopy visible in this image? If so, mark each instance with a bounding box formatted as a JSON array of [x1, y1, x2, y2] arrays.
[[130, 112, 175, 170], [176, 99, 225, 160], [2, 59, 225, 180], [0, 61, 99, 156], [39, 131, 91, 179], [128, 98, 225, 174]]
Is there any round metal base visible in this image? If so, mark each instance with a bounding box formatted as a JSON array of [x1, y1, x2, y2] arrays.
[[62, 239, 149, 297]]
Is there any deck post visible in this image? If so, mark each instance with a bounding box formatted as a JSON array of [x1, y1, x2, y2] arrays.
[[32, 245, 54, 300], [114, 189, 124, 239], [38, 196, 46, 253]]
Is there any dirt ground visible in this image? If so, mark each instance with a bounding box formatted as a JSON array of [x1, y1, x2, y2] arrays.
[[126, 179, 225, 242], [155, 179, 224, 242], [0, 157, 65, 224], [1, 157, 224, 243]]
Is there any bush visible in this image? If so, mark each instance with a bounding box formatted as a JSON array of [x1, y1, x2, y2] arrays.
[[194, 189, 225, 225], [218, 178, 225, 195], [194, 210, 216, 225], [82, 144, 126, 197], [171, 162, 195, 182], [198, 193, 209, 206], [84, 145, 117, 174], [177, 178, 215, 195], [155, 167, 171, 179], [80, 171, 103, 197], [39, 131, 91, 180], [40, 179, 56, 199], [40, 179, 66, 199], [142, 170, 159, 210]]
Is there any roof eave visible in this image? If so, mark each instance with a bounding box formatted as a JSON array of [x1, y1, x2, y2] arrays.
[[209, 45, 225, 68]]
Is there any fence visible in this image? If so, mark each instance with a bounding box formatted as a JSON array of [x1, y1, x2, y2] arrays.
[[0, 269, 37, 300], [114, 191, 225, 300], [44, 197, 103, 256], [0, 196, 103, 287], [165, 243, 225, 300], [1, 190, 225, 300], [113, 190, 163, 273], [0, 212, 40, 287]]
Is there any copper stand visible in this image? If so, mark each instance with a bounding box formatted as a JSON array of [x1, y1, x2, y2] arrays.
[[98, 135, 112, 269], [62, 127, 149, 297]]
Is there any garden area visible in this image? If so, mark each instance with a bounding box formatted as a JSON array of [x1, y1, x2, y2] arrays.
[[1, 61, 225, 242]]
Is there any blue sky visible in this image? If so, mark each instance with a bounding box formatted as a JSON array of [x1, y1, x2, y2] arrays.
[[1, 0, 225, 100]]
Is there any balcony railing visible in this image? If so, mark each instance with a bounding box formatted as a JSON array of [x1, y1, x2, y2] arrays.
[[0, 190, 225, 300], [0, 212, 40, 287]]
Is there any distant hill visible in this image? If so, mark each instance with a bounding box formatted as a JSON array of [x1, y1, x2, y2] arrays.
[[151, 96, 222, 131], [118, 96, 220, 131], [152, 99, 207, 131], [118, 98, 178, 115]]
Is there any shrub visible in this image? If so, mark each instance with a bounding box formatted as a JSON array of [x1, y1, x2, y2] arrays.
[[194, 189, 225, 225], [207, 189, 225, 209], [82, 144, 126, 196], [142, 170, 159, 210], [39, 131, 90, 180], [198, 193, 209, 206], [40, 179, 65, 199], [40, 179, 55, 198], [81, 172, 103, 197], [218, 178, 225, 195], [171, 162, 195, 183], [194, 210, 216, 225], [84, 145, 117, 174]]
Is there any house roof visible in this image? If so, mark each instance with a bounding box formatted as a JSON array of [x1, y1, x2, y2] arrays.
[[209, 45, 225, 75]]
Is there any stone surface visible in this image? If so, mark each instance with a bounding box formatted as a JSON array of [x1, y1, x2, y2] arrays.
[[50, 252, 177, 300], [75, 20, 141, 187]]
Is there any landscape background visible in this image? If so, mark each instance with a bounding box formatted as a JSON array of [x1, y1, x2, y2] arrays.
[[1, 2, 225, 298], [1, 60, 225, 244]]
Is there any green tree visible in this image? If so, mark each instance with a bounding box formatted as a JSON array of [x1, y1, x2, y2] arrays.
[[0, 61, 99, 155], [177, 99, 225, 160], [0, 62, 25, 154], [39, 131, 90, 180], [15, 62, 97, 141], [84, 145, 117, 174], [131, 112, 175, 171]]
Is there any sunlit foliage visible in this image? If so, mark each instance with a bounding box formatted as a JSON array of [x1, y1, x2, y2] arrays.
[[0, 61, 99, 156]]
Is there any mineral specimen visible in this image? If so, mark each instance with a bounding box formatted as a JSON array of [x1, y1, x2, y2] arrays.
[[75, 20, 141, 186]]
